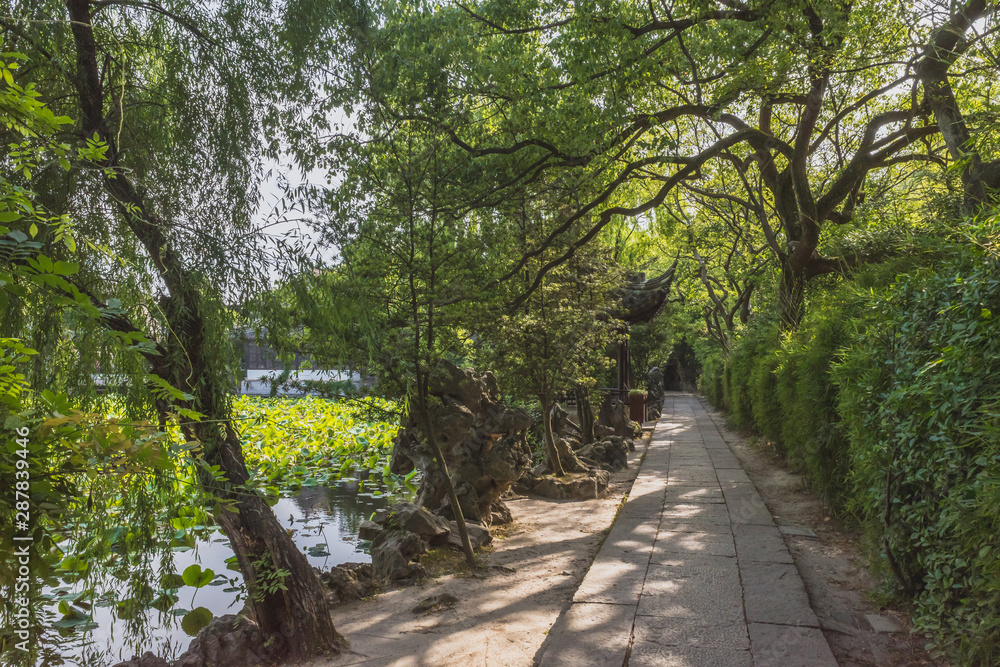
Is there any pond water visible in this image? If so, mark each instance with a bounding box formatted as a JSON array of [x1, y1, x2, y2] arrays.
[[41, 480, 403, 666]]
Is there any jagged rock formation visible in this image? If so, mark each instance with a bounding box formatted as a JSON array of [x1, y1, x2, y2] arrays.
[[364, 501, 493, 584], [550, 403, 582, 448], [385, 501, 451, 540], [113, 653, 169, 667], [553, 431, 590, 473], [443, 520, 492, 551], [111, 614, 279, 667], [609, 399, 642, 440], [371, 529, 427, 583], [577, 436, 631, 472], [171, 615, 272, 667], [390, 361, 534, 527], [411, 592, 459, 614], [594, 424, 615, 439], [528, 470, 611, 500], [319, 562, 374, 605], [514, 400, 638, 500]]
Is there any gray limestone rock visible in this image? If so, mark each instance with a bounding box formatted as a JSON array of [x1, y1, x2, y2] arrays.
[[550, 403, 583, 449], [371, 529, 427, 583], [320, 562, 374, 604], [390, 361, 533, 526], [594, 425, 615, 439], [385, 501, 451, 541], [171, 614, 269, 667], [554, 435, 590, 473], [112, 653, 169, 667], [412, 592, 459, 614], [445, 520, 493, 550], [358, 520, 382, 541], [530, 470, 611, 500], [490, 499, 513, 525], [609, 400, 642, 439], [577, 436, 631, 472]]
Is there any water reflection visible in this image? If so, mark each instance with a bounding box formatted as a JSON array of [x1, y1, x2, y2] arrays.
[[46, 481, 406, 666]]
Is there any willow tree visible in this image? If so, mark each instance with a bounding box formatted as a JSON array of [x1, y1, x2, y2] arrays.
[[1, 0, 347, 659]]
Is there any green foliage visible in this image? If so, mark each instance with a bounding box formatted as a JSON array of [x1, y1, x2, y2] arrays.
[[724, 318, 780, 435], [773, 286, 863, 506], [704, 216, 1000, 663], [233, 395, 401, 491], [180, 607, 214, 637], [748, 336, 783, 450], [766, 257, 934, 504], [249, 552, 291, 602], [481, 246, 623, 410], [6, 0, 1000, 661], [2, 392, 402, 663], [697, 348, 726, 409], [0, 69, 210, 664], [181, 563, 214, 589], [629, 302, 700, 385], [706, 256, 937, 505], [1, 394, 179, 664], [833, 217, 1000, 663]]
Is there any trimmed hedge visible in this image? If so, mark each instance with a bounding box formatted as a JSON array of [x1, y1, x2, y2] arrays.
[[697, 349, 726, 409], [835, 227, 1000, 662], [702, 218, 1000, 664]]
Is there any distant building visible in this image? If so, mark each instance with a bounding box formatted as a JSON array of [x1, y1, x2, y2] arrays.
[[239, 333, 362, 397]]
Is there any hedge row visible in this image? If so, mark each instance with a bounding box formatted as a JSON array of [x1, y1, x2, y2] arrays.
[[699, 219, 1000, 664]]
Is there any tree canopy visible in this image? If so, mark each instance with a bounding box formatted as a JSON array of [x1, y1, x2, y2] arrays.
[[334, 0, 998, 327]]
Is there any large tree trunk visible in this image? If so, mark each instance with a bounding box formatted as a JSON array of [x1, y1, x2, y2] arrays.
[[156, 291, 343, 660], [202, 427, 341, 657], [66, 0, 340, 659], [778, 261, 806, 330], [917, 0, 1000, 216]]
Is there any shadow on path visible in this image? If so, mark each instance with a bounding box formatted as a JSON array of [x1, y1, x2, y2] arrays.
[[535, 392, 838, 667]]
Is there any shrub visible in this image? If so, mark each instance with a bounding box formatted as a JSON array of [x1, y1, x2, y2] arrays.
[[696, 216, 1000, 663], [833, 217, 1000, 664], [772, 286, 862, 506], [698, 349, 727, 409], [725, 319, 780, 434], [748, 341, 783, 449]]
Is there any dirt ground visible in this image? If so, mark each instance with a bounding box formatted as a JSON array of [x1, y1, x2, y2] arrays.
[[700, 403, 945, 667], [292, 406, 945, 667], [293, 433, 653, 667]]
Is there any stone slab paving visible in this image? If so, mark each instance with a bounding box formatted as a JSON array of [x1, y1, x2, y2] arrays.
[[537, 392, 837, 667]]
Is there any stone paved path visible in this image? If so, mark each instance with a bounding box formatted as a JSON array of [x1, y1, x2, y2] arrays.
[[537, 392, 838, 667]]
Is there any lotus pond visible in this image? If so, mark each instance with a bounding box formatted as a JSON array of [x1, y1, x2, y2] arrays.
[[22, 396, 414, 666]]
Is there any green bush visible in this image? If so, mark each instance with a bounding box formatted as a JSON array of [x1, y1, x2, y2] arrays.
[[772, 286, 861, 506], [834, 218, 1000, 664], [697, 217, 1000, 663], [697, 349, 727, 409], [725, 319, 780, 434], [708, 258, 933, 505], [749, 340, 783, 449]]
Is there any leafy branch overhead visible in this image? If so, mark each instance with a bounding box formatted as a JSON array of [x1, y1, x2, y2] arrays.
[[344, 0, 997, 326]]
